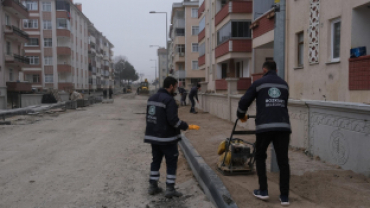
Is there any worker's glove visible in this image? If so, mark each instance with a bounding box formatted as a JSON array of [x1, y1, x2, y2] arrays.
[[239, 116, 248, 123], [188, 125, 200, 130], [237, 109, 246, 120]]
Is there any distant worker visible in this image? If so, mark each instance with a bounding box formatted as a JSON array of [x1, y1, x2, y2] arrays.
[[188, 84, 201, 114], [237, 61, 291, 206], [144, 77, 200, 198], [178, 87, 187, 106]]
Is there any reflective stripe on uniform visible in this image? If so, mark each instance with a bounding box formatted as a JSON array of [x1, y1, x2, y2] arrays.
[[150, 177, 159, 181], [238, 107, 246, 114], [150, 171, 159, 175], [144, 135, 181, 142], [147, 101, 166, 108], [167, 175, 176, 179], [256, 83, 289, 92], [166, 179, 176, 184], [256, 123, 291, 131], [174, 120, 182, 128]]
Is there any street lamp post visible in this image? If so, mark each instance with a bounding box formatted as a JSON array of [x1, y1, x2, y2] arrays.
[[149, 11, 168, 77]]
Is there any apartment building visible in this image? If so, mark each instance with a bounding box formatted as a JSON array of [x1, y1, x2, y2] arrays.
[[197, 0, 253, 93], [157, 48, 167, 86], [169, 0, 205, 89], [1, 0, 30, 109], [88, 24, 114, 92], [252, 0, 370, 103]]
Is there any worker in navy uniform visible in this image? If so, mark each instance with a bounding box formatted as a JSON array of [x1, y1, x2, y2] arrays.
[[188, 84, 201, 114], [178, 87, 187, 106], [237, 61, 291, 206], [144, 77, 199, 198]]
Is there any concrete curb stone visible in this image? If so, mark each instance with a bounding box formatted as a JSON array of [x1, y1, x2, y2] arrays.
[[179, 135, 238, 208]]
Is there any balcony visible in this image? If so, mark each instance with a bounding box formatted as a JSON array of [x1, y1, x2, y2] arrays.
[[57, 64, 72, 73], [4, 25, 30, 43], [57, 29, 71, 38], [251, 72, 264, 83], [103, 55, 109, 61], [215, 78, 252, 91], [198, 1, 205, 18], [215, 39, 252, 59], [198, 55, 205, 67], [174, 53, 185, 63], [58, 83, 74, 90], [349, 55, 370, 90], [6, 82, 32, 92], [251, 9, 275, 39], [104, 66, 109, 71], [57, 46, 71, 56], [3, 0, 29, 19], [215, 1, 253, 27], [198, 29, 205, 42], [5, 54, 30, 67], [174, 19, 185, 28]]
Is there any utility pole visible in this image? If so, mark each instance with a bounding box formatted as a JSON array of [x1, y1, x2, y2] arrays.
[[271, 0, 286, 173]]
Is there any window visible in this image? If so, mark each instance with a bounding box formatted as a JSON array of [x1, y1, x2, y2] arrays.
[[25, 74, 40, 83], [297, 32, 304, 67], [221, 0, 227, 8], [175, 28, 185, 36], [331, 18, 341, 62], [199, 43, 205, 56], [6, 41, 11, 55], [44, 56, 53, 65], [9, 69, 13, 82], [42, 2, 51, 11], [24, 1, 38, 11], [192, 8, 198, 18], [192, 61, 199, 70], [192, 43, 199, 52], [23, 19, 38, 29], [222, 63, 227, 79], [44, 38, 52, 47], [217, 21, 251, 45], [45, 74, 53, 83], [57, 18, 70, 29], [56, 0, 70, 12], [192, 26, 199, 36], [5, 14, 10, 26], [199, 16, 205, 32], [43, 20, 52, 30], [28, 56, 40, 65], [176, 45, 185, 56], [26, 38, 39, 46]]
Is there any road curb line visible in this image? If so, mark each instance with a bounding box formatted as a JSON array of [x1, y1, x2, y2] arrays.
[[179, 134, 238, 208]]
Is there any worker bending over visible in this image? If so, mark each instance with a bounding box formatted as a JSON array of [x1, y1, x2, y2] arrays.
[[178, 87, 187, 106], [144, 77, 199, 198], [189, 84, 201, 114], [237, 61, 291, 206]]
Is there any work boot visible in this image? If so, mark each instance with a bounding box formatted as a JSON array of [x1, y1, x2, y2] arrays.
[[165, 184, 183, 198], [148, 181, 163, 195]]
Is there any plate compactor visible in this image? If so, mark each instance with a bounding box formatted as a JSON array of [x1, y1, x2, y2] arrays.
[[217, 115, 257, 176]]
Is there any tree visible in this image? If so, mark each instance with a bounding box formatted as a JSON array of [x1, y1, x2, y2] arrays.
[[114, 58, 139, 86]]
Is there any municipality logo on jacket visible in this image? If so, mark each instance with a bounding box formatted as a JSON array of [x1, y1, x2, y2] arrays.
[[148, 106, 156, 115], [268, 88, 281, 98]]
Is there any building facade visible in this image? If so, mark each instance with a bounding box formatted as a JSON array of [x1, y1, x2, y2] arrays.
[[252, 0, 370, 103], [169, 0, 205, 89], [0, 0, 114, 109], [1, 0, 30, 109], [197, 0, 253, 94], [157, 48, 167, 87]]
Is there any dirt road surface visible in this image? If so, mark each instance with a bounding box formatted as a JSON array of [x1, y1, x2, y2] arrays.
[[0, 95, 213, 208], [179, 106, 370, 208]]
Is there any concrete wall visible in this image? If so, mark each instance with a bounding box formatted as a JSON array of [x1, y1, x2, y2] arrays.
[[59, 93, 70, 102], [196, 92, 370, 176], [20, 94, 43, 108]]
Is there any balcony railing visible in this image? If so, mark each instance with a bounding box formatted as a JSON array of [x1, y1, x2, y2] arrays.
[[216, 79, 228, 90], [14, 54, 30, 64], [215, 1, 253, 26], [4, 25, 30, 41], [3, 0, 29, 19]]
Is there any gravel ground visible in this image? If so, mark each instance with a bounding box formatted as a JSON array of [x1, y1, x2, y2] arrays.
[[0, 94, 214, 208]]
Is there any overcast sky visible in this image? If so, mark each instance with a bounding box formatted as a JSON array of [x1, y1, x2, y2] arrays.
[[77, 0, 179, 82]]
